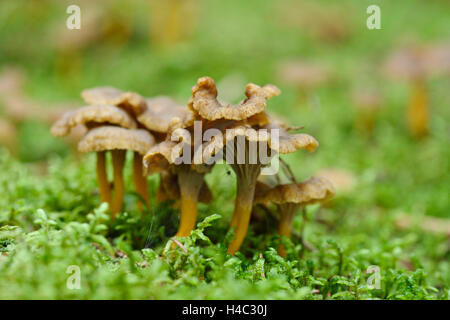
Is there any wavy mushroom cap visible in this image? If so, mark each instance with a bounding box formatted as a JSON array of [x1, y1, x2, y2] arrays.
[[262, 121, 318, 153], [137, 96, 195, 133], [315, 168, 357, 194], [199, 123, 318, 164], [50, 105, 138, 137], [81, 86, 147, 116], [78, 126, 155, 155], [382, 43, 450, 80], [188, 76, 281, 121], [255, 177, 335, 206]]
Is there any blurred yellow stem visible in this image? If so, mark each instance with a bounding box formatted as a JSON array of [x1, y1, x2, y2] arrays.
[[407, 79, 429, 138]]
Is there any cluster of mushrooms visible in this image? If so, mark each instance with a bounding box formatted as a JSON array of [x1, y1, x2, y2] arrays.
[[51, 76, 335, 256]]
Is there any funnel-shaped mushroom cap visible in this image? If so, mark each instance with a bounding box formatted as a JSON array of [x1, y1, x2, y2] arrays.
[[277, 61, 330, 88], [78, 126, 155, 155], [188, 76, 281, 121], [255, 177, 335, 206], [137, 96, 195, 133], [82, 86, 147, 116], [382, 44, 450, 80], [262, 121, 319, 153], [200, 122, 318, 164], [315, 168, 356, 194], [50, 105, 138, 137]]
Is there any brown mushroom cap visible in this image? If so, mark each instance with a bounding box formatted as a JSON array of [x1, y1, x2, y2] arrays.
[[50, 105, 138, 137], [188, 76, 281, 121], [199, 123, 318, 165], [255, 177, 335, 206], [78, 126, 155, 155], [382, 44, 450, 80], [315, 168, 356, 194], [137, 96, 195, 133], [277, 61, 330, 88], [81, 86, 147, 116]]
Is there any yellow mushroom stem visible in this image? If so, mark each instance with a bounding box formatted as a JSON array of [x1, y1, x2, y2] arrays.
[[96, 151, 111, 207], [277, 203, 301, 258], [227, 163, 261, 255], [407, 79, 429, 138], [133, 152, 149, 211], [175, 167, 204, 237], [111, 149, 126, 218]]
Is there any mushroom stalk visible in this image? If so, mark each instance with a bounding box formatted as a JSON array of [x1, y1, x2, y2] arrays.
[[96, 151, 111, 206], [227, 163, 261, 255], [277, 203, 300, 257], [408, 79, 429, 137], [111, 149, 126, 217], [175, 167, 204, 237], [133, 152, 149, 211]]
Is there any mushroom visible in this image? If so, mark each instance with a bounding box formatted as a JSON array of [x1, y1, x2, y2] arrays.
[[199, 120, 318, 255], [350, 87, 382, 135], [81, 86, 147, 118], [136, 96, 195, 138], [188, 76, 280, 123], [254, 177, 335, 257], [315, 168, 357, 195], [277, 60, 331, 106], [79, 126, 155, 216], [382, 43, 450, 138], [50, 103, 152, 213], [50, 104, 138, 137], [148, 0, 199, 47], [143, 126, 213, 237], [0, 118, 17, 155], [188, 77, 318, 254]]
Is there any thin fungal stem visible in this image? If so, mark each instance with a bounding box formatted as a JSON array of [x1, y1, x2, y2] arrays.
[[277, 203, 300, 257], [175, 166, 204, 237], [227, 163, 261, 255], [133, 152, 149, 211], [96, 151, 111, 207], [408, 78, 429, 138], [111, 149, 126, 218]]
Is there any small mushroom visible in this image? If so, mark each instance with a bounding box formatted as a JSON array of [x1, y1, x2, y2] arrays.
[[199, 121, 318, 255], [0, 118, 17, 155], [188, 76, 280, 122], [81, 86, 147, 117], [315, 168, 357, 195], [79, 126, 155, 216], [382, 43, 450, 138], [137, 96, 195, 134], [255, 177, 335, 257], [144, 127, 213, 237], [50, 105, 138, 137], [277, 60, 331, 106], [350, 87, 382, 135]]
